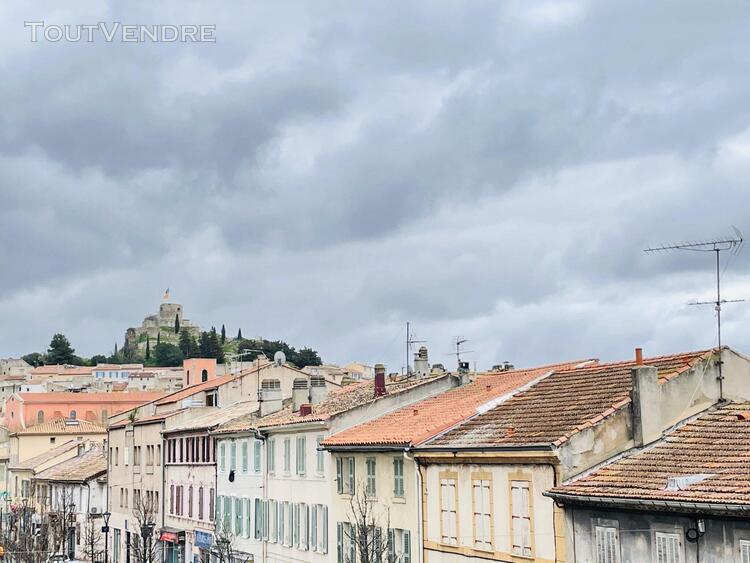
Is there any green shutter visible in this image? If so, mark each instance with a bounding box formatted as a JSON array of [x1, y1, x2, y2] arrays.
[[336, 458, 343, 493], [388, 529, 395, 563], [322, 506, 329, 554], [403, 530, 411, 563], [254, 440, 261, 473], [337, 522, 343, 563], [241, 441, 248, 472]]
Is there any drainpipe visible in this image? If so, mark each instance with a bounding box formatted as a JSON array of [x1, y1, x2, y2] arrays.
[[403, 450, 423, 563], [253, 430, 267, 563]]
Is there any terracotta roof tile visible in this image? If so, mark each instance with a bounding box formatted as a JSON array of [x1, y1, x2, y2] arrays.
[[423, 350, 712, 449], [154, 375, 235, 406], [16, 391, 163, 404], [14, 418, 106, 435], [34, 444, 106, 482], [322, 360, 588, 448], [549, 402, 750, 506]]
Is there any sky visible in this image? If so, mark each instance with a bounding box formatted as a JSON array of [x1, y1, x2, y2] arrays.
[[1, 1, 750, 372]]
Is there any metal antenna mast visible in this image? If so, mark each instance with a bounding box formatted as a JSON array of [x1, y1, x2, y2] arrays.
[[452, 337, 474, 370], [405, 322, 426, 376], [644, 227, 744, 401]]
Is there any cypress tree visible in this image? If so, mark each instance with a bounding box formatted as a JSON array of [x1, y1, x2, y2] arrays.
[[237, 328, 242, 340], [174, 314, 180, 334], [145, 337, 151, 360], [157, 332, 161, 345], [221, 324, 226, 344]]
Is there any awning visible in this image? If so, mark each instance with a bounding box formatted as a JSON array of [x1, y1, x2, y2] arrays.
[[159, 531, 182, 544]]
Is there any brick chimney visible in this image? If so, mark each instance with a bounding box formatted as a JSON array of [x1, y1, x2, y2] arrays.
[[374, 364, 387, 397], [631, 348, 661, 447], [299, 404, 312, 417]]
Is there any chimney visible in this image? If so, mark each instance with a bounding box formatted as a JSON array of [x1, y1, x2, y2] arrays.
[[309, 375, 328, 404], [631, 363, 661, 447], [635, 347, 643, 366], [299, 404, 312, 417], [374, 364, 386, 397], [292, 378, 310, 412], [413, 347, 430, 378], [259, 386, 283, 416]]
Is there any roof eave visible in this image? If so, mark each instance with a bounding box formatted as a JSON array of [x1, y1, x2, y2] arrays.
[[544, 492, 750, 516]]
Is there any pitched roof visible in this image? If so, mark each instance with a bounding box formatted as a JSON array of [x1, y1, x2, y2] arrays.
[[154, 375, 235, 406], [14, 418, 106, 435], [215, 374, 449, 434], [9, 440, 79, 471], [16, 391, 163, 404], [109, 410, 186, 430], [548, 402, 750, 507], [34, 444, 106, 482], [31, 366, 92, 376], [323, 360, 590, 449], [423, 350, 712, 449], [165, 402, 257, 434]]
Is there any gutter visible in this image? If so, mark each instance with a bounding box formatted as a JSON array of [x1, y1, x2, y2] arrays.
[[413, 443, 554, 454], [544, 492, 750, 515], [404, 449, 424, 563]]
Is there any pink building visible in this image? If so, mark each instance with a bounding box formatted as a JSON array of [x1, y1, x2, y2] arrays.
[[3, 391, 164, 431]]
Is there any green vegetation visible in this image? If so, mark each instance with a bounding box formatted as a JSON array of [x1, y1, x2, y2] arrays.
[[221, 324, 226, 345], [199, 327, 225, 363], [174, 314, 180, 334], [178, 329, 199, 359], [236, 338, 322, 369], [153, 342, 184, 367]]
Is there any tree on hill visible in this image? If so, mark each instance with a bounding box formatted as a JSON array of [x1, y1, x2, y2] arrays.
[[179, 329, 199, 359], [46, 333, 77, 365], [221, 324, 226, 344], [157, 332, 161, 345], [22, 352, 45, 367], [174, 314, 180, 334], [89, 354, 108, 366], [153, 343, 184, 367], [145, 336, 151, 361], [237, 328, 242, 340], [296, 347, 323, 368], [236, 338, 322, 369], [199, 327, 225, 363]]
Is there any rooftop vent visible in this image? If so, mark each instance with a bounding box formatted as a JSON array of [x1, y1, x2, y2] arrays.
[[299, 404, 312, 417]]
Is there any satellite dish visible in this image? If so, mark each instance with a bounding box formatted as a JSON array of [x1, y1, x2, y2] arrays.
[[274, 351, 286, 366]]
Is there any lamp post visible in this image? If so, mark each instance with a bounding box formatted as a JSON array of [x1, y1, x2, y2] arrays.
[[102, 512, 111, 563]]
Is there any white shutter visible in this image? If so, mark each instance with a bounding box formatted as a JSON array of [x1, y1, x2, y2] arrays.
[[655, 532, 681, 563], [741, 540, 750, 563], [595, 526, 619, 563]]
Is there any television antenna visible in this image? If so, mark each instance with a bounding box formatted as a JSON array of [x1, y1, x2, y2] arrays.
[[405, 322, 427, 376], [644, 227, 745, 401], [445, 337, 474, 370]]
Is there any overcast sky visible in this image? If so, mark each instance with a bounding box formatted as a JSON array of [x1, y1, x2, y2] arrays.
[[1, 1, 750, 371]]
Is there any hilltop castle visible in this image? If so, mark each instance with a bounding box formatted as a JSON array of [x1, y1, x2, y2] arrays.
[[125, 302, 201, 347]]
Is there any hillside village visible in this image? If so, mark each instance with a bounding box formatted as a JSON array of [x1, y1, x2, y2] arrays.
[[1, 316, 749, 563]]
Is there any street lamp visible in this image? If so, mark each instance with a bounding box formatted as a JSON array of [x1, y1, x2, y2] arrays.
[[102, 511, 111, 563]]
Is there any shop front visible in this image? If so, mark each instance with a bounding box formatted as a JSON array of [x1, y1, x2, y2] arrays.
[[160, 529, 185, 563]]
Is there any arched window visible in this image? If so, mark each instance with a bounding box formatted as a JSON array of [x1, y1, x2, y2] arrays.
[[201, 369, 208, 383], [69, 410, 76, 420], [37, 411, 44, 424]]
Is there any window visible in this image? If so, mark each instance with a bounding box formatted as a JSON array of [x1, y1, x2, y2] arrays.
[[655, 531, 682, 563], [188, 486, 193, 518], [219, 443, 226, 472], [296, 437, 306, 475], [201, 369, 208, 382], [37, 411, 44, 424], [472, 477, 492, 550], [742, 540, 750, 563], [209, 488, 215, 522], [124, 446, 129, 466], [393, 458, 405, 497], [279, 502, 286, 546], [69, 410, 76, 420], [315, 436, 325, 475], [230, 441, 237, 471], [268, 439, 276, 473], [595, 526, 620, 563], [511, 480, 532, 557], [366, 458, 376, 497], [169, 485, 174, 514], [388, 529, 411, 563], [311, 505, 328, 553], [440, 476, 458, 546], [337, 522, 356, 563], [253, 440, 262, 473], [337, 457, 356, 495], [284, 438, 291, 473], [241, 441, 249, 473]]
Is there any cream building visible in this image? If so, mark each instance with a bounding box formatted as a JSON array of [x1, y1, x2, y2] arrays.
[[413, 348, 750, 563], [10, 418, 106, 466], [213, 367, 457, 563]]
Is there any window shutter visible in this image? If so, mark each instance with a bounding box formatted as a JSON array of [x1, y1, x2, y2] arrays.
[[403, 530, 411, 563], [741, 540, 750, 563], [254, 498, 262, 539], [322, 506, 329, 554], [336, 457, 344, 493], [311, 505, 318, 552], [254, 440, 262, 473], [337, 522, 343, 563], [387, 529, 395, 563], [244, 498, 251, 538], [348, 458, 355, 494], [241, 441, 248, 472]]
